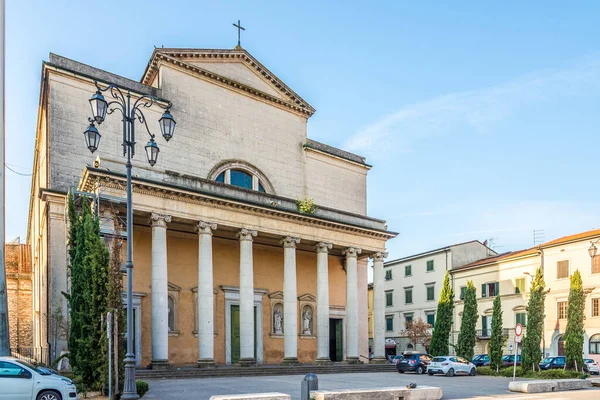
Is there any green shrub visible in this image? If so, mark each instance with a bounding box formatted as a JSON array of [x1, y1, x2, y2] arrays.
[[501, 366, 524, 377], [476, 367, 497, 376], [537, 369, 582, 380], [136, 380, 149, 398]]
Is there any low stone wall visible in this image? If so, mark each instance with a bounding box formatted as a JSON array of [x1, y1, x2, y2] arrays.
[[508, 379, 591, 393], [311, 386, 443, 400], [209, 394, 290, 400]]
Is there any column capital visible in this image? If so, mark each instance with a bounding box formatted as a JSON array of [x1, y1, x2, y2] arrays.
[[236, 228, 257, 241], [371, 251, 389, 263], [342, 247, 362, 258], [197, 221, 217, 234], [150, 213, 171, 227], [281, 236, 300, 248], [315, 242, 333, 253]]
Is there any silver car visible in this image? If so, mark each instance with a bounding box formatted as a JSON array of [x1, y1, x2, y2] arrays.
[[427, 356, 477, 377]]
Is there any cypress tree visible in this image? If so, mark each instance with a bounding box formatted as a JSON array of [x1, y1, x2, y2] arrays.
[[522, 266, 546, 372], [429, 271, 454, 356], [489, 295, 505, 372], [456, 280, 478, 361], [565, 270, 585, 371]]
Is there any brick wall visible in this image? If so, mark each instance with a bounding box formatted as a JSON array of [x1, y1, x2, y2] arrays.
[[6, 243, 33, 348]]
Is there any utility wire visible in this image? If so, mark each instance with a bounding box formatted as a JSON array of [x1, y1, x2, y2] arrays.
[[5, 163, 32, 176]]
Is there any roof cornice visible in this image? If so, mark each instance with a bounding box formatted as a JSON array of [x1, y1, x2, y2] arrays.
[[142, 49, 315, 117]]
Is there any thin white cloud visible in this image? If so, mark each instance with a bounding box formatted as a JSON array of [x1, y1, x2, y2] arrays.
[[344, 54, 600, 157]]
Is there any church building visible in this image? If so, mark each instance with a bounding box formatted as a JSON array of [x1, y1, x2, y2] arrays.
[[27, 45, 396, 367]]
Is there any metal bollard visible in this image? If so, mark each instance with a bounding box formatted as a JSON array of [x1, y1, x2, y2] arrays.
[[301, 373, 319, 400]]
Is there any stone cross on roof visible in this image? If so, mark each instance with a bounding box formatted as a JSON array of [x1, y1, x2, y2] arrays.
[[233, 20, 245, 49]]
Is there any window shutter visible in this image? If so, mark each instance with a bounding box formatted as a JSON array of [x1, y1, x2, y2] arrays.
[[481, 284, 487, 298], [495, 282, 500, 296], [482, 316, 487, 330]]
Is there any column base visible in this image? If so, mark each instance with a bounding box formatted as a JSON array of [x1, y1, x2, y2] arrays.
[[150, 360, 172, 370], [370, 356, 388, 364], [315, 357, 332, 365], [238, 357, 257, 367], [281, 357, 300, 366], [196, 359, 216, 368], [344, 356, 360, 364]]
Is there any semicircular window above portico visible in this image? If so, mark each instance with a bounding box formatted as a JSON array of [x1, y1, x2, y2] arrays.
[[210, 161, 273, 194]]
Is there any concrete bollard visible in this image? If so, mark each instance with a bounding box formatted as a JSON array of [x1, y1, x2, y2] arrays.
[[301, 373, 318, 400]]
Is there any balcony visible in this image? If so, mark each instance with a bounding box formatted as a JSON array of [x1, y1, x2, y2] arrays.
[[476, 328, 510, 339]]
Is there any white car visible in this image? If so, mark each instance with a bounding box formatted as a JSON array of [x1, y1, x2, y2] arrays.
[[584, 358, 600, 375], [0, 356, 78, 400], [427, 356, 477, 377]]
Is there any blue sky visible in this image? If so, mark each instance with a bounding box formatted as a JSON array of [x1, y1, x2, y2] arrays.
[[5, 1, 600, 260]]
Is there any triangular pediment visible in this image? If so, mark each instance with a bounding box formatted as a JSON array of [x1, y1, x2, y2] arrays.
[[142, 48, 315, 117], [268, 290, 284, 300], [298, 293, 316, 302], [168, 282, 181, 292]]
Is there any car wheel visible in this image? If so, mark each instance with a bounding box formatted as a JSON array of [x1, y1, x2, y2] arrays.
[[398, 370, 404, 373], [428, 371, 434, 376], [446, 368, 455, 377], [416, 366, 424, 375], [37, 391, 61, 400], [469, 367, 476, 376]]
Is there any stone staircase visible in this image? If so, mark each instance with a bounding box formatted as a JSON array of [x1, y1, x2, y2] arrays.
[[137, 362, 397, 379]]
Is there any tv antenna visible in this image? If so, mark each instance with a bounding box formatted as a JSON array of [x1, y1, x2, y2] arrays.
[[533, 230, 545, 246]]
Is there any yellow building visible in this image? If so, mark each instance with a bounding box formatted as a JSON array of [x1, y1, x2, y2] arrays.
[[28, 48, 396, 367]]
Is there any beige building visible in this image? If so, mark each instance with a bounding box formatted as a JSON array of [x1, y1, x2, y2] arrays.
[[27, 47, 397, 367], [383, 241, 494, 354], [6, 243, 33, 350], [451, 229, 600, 363]]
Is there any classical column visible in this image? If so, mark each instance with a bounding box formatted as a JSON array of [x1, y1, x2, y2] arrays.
[[150, 213, 171, 369], [343, 247, 361, 363], [371, 251, 388, 364], [315, 242, 332, 364], [237, 228, 257, 366], [281, 236, 300, 365], [197, 221, 217, 368]]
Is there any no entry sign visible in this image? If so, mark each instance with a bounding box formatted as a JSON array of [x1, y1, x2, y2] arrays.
[[515, 323, 523, 337]]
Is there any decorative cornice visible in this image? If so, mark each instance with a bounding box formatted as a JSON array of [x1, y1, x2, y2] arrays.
[[150, 212, 171, 227], [144, 51, 314, 117], [281, 236, 300, 248], [371, 251, 389, 263], [237, 228, 257, 241], [343, 247, 362, 258], [315, 242, 333, 253], [197, 221, 217, 234]]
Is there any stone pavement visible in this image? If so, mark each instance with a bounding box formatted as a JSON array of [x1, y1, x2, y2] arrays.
[[142, 371, 599, 400]]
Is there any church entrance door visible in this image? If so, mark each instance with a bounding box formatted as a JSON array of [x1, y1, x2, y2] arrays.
[[329, 318, 344, 362], [230, 305, 257, 364]]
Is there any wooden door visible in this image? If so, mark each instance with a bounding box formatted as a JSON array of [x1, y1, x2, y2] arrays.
[[231, 305, 240, 364]]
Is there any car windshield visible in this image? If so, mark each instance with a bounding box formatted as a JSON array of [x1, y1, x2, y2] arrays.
[[542, 357, 554, 364], [472, 355, 481, 360], [502, 355, 510, 360], [584, 359, 594, 363], [432, 357, 446, 362], [14, 360, 50, 375]]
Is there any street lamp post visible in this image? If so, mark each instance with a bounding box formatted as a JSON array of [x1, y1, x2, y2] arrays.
[[84, 81, 176, 400]]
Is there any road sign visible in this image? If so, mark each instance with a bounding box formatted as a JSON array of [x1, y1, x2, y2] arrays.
[[515, 335, 522, 343], [515, 323, 523, 337], [509, 344, 514, 351]]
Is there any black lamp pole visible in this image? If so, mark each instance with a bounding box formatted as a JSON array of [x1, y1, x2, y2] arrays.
[[85, 81, 176, 400]]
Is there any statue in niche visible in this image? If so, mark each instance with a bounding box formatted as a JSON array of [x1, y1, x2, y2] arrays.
[[273, 306, 283, 334], [303, 307, 312, 334]]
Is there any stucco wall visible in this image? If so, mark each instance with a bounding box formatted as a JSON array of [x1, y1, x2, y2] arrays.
[[6, 244, 33, 348]]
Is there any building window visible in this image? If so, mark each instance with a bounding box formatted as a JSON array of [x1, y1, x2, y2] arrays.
[[230, 169, 253, 189], [386, 291, 393, 307], [405, 265, 412, 277], [592, 298, 599, 317], [426, 312, 435, 327], [516, 312, 527, 327], [386, 316, 394, 332], [211, 162, 272, 193], [405, 313, 414, 327], [558, 301, 568, 319], [590, 334, 600, 354], [593, 256, 600, 274], [426, 285, 435, 301], [557, 260, 569, 279], [459, 286, 466, 300], [515, 278, 526, 294], [405, 288, 413, 304], [385, 270, 393, 281], [426, 260, 434, 272], [481, 315, 492, 337], [216, 172, 225, 182], [482, 282, 499, 298]]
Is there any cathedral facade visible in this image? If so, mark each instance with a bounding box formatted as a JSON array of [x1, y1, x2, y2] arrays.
[[28, 47, 396, 367]]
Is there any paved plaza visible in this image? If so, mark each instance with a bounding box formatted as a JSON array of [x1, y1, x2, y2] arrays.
[[143, 371, 599, 400]]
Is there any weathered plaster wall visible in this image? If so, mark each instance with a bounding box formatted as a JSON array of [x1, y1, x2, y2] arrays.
[[6, 243, 33, 348]]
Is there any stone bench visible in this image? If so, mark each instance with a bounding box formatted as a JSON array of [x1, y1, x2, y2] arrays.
[[590, 378, 600, 387], [209, 393, 290, 400], [508, 379, 591, 393], [310, 386, 443, 400]]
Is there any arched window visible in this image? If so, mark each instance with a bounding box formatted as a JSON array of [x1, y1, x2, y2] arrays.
[[209, 161, 274, 194], [590, 334, 600, 354]]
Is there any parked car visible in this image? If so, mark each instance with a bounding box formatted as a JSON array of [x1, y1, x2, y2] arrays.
[[396, 353, 432, 375], [583, 358, 600, 375], [0, 356, 77, 400], [539, 356, 566, 370], [472, 354, 490, 366], [502, 354, 521, 367], [427, 356, 476, 377]]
